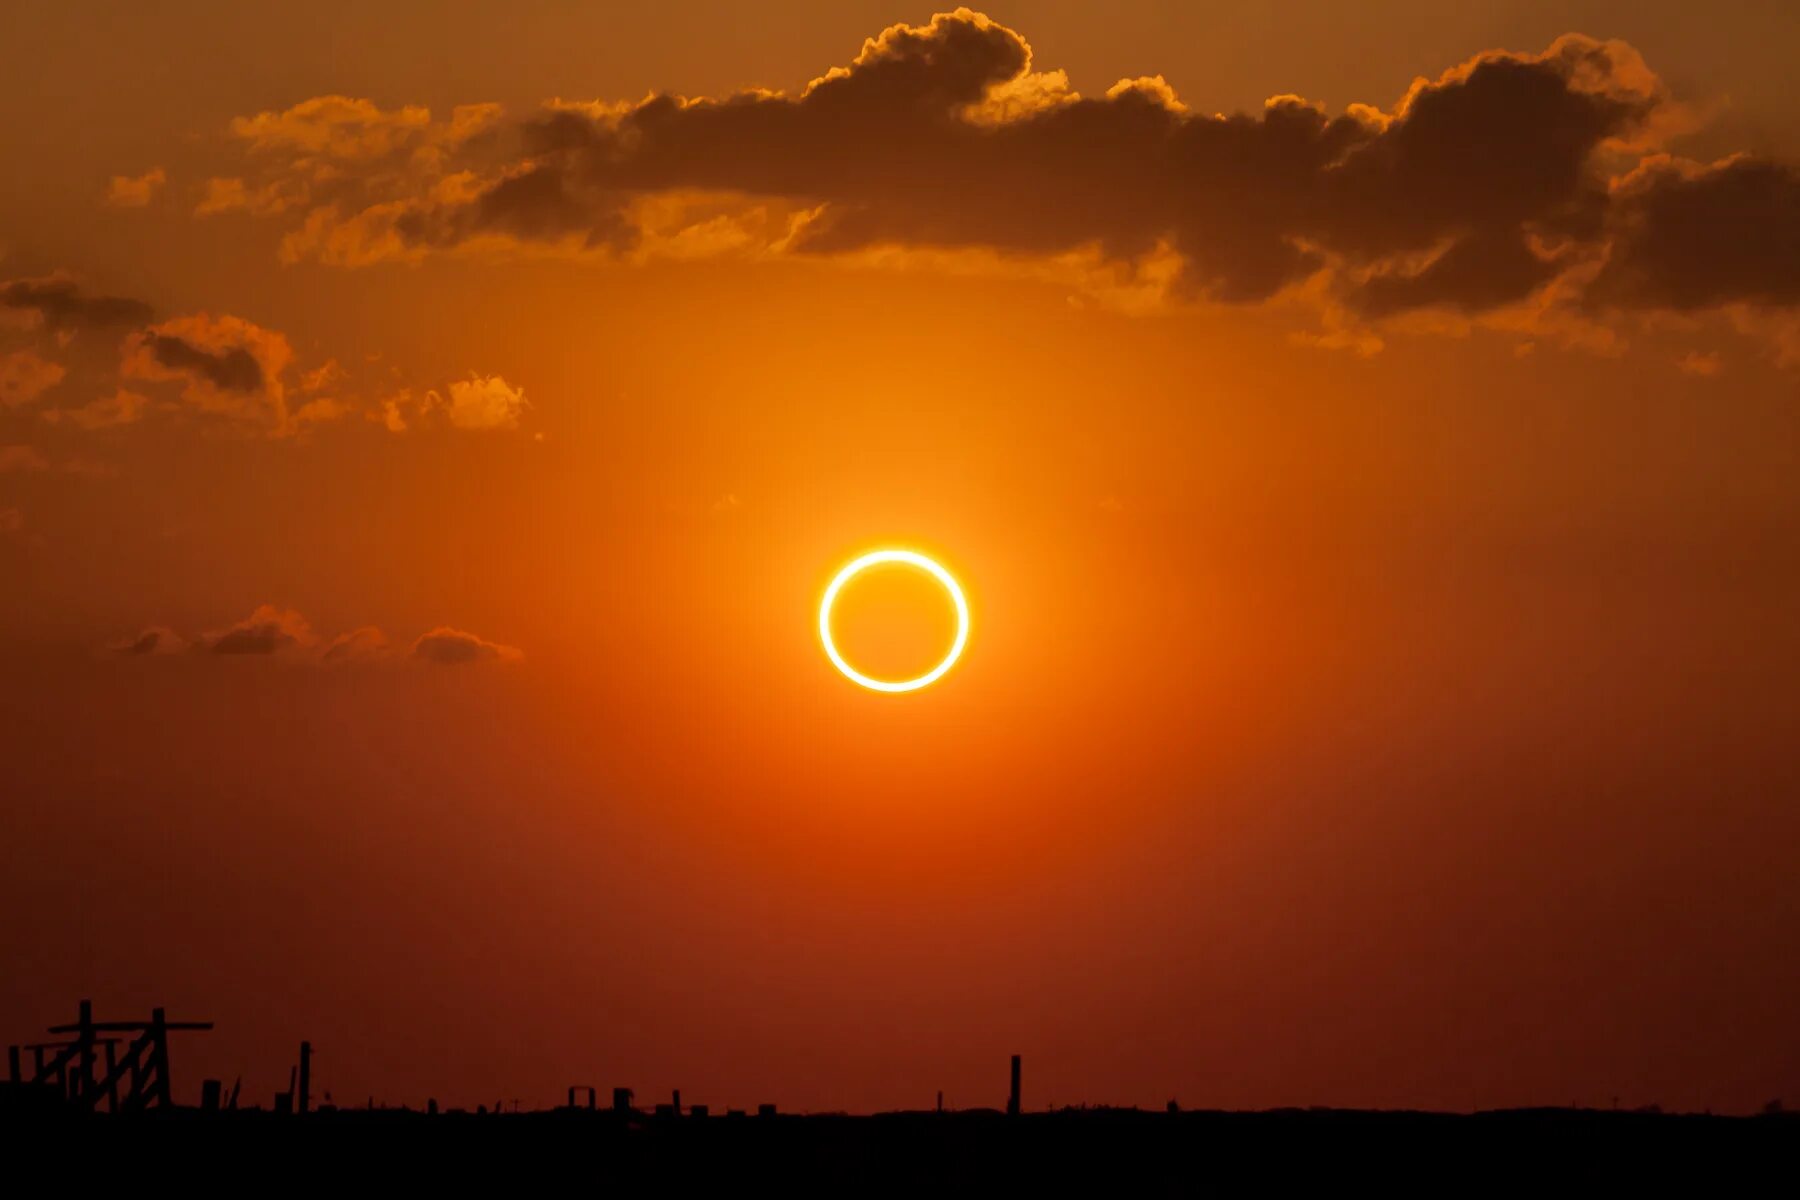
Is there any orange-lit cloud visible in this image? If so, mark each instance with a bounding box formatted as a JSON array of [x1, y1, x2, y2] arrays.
[[1, 271, 528, 441], [0, 348, 66, 408], [444, 374, 528, 430], [105, 167, 166, 208], [375, 375, 529, 434], [195, 175, 302, 217], [229, 95, 501, 164], [113, 312, 367, 438], [43, 388, 151, 430], [120, 313, 298, 432]]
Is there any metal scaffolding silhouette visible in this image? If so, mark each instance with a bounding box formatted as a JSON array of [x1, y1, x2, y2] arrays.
[[7, 1000, 212, 1111]]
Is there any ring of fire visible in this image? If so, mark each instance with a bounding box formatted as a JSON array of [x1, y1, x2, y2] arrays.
[[819, 549, 969, 693]]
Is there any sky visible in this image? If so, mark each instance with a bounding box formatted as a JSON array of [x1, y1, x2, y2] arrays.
[[2, 1, 1798, 1114]]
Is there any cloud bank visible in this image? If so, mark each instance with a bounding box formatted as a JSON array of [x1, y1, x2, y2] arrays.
[[199, 9, 1800, 358], [0, 274, 530, 440], [109, 605, 520, 666]]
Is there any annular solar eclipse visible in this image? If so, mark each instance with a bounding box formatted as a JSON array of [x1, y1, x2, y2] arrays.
[[819, 549, 969, 692]]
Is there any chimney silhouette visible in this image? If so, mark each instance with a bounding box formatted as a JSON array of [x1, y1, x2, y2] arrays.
[[1007, 1054, 1021, 1116], [298, 1041, 312, 1114]]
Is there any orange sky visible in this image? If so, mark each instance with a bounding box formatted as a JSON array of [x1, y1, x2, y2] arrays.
[[2, 3, 1798, 1114]]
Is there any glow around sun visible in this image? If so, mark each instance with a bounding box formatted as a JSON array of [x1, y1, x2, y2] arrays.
[[819, 549, 969, 693]]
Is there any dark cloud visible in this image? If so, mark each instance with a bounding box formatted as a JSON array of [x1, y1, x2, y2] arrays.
[[119, 314, 315, 435], [1353, 229, 1563, 318], [107, 609, 519, 666], [281, 14, 1659, 312], [412, 626, 522, 665], [142, 331, 266, 393], [1588, 156, 1800, 311], [110, 626, 187, 656], [0, 277, 153, 331], [220, 9, 1800, 341], [202, 605, 315, 655], [394, 163, 626, 250]]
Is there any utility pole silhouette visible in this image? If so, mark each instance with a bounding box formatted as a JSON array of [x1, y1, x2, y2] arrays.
[[1008, 1055, 1021, 1117]]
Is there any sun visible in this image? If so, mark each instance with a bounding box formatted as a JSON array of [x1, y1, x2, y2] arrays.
[[819, 549, 969, 693]]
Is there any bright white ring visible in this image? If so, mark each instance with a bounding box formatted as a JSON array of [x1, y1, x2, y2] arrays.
[[819, 549, 969, 693]]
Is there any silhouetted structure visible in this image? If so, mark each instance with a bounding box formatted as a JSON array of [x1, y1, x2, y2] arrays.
[[297, 1040, 313, 1115], [6, 1000, 212, 1111], [7, 997, 1798, 1189]]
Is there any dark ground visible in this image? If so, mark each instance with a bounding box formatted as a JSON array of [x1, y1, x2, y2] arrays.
[[2, 1102, 1796, 1190]]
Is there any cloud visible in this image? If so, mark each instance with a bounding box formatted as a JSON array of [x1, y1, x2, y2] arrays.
[[121, 313, 307, 434], [110, 626, 188, 656], [376, 387, 421, 432], [299, 359, 344, 393], [0, 443, 50, 473], [373, 377, 529, 433], [444, 374, 528, 430], [412, 626, 523, 665], [0, 349, 66, 407], [321, 625, 390, 662], [43, 388, 151, 430], [2, 266, 521, 439], [138, 328, 266, 392], [195, 176, 302, 217], [243, 15, 1661, 304], [232, 95, 449, 161], [108, 607, 520, 666], [206, 10, 1800, 359], [1588, 155, 1800, 312], [219, 95, 503, 227], [106, 168, 166, 208], [201, 604, 317, 655], [1, 276, 154, 333], [1677, 349, 1723, 377]]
